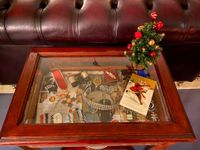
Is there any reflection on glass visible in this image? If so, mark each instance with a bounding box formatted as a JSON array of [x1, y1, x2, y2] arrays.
[[23, 57, 170, 124]]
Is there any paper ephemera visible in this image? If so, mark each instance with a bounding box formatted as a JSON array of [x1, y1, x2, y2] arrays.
[[120, 73, 156, 116]]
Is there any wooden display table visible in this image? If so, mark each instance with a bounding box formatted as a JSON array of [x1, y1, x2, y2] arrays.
[[0, 47, 195, 149]]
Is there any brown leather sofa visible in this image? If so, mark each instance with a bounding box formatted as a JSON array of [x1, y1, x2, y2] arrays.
[[0, 0, 200, 84]]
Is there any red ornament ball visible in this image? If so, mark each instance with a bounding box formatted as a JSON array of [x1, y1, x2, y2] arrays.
[[134, 31, 142, 39], [156, 21, 164, 30], [150, 52, 156, 57]]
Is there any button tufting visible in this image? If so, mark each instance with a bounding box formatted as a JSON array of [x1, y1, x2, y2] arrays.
[[0, 0, 12, 10], [110, 0, 118, 9], [181, 1, 189, 10], [40, 0, 49, 9], [75, 0, 83, 9], [176, 0, 189, 10], [144, 0, 153, 10]]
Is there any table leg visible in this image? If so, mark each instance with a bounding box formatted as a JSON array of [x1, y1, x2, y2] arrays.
[[61, 146, 134, 150], [20, 146, 40, 150], [144, 143, 175, 150]]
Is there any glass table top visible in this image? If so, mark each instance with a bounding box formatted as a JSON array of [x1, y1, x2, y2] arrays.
[[23, 56, 170, 124]]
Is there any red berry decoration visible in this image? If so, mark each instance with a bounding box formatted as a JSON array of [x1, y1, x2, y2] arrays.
[[134, 31, 142, 39], [127, 44, 132, 50], [150, 52, 156, 57], [150, 12, 158, 20], [156, 21, 164, 30]]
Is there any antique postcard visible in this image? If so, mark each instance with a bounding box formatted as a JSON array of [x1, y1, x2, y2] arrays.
[[120, 73, 157, 116]]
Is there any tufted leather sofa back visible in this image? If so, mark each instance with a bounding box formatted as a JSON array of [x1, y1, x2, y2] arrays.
[[1, 0, 200, 45], [1, 0, 200, 83]]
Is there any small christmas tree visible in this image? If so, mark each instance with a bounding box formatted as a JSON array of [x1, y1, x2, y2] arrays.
[[125, 12, 165, 69]]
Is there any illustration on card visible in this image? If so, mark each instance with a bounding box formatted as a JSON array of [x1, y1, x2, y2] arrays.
[[120, 73, 157, 116]]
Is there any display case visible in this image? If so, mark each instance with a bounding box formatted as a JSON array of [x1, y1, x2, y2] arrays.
[[0, 47, 195, 149]]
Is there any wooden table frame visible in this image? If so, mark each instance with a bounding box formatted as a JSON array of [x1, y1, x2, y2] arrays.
[[0, 47, 196, 149]]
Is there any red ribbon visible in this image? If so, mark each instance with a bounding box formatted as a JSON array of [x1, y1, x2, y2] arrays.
[[52, 70, 68, 90]]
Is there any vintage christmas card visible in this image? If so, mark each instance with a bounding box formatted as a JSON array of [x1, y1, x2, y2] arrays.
[[120, 73, 157, 116]]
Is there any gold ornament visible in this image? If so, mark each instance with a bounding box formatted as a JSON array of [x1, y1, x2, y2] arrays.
[[148, 62, 153, 65], [160, 33, 165, 37], [148, 39, 155, 46], [131, 41, 136, 46], [137, 25, 144, 31], [155, 45, 160, 50]]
